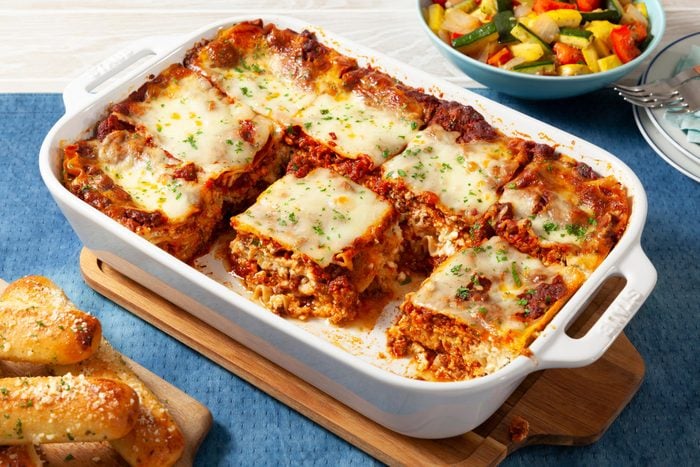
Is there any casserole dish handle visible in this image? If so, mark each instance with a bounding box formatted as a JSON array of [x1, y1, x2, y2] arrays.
[[535, 242, 656, 369], [63, 35, 180, 113]]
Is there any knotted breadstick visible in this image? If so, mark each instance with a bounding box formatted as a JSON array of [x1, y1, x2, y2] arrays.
[[53, 341, 185, 467], [0, 445, 42, 467], [0, 374, 139, 445], [0, 276, 101, 364]]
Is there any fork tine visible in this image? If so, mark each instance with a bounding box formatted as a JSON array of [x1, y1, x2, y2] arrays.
[[617, 89, 678, 100], [622, 96, 685, 109], [614, 84, 644, 93]]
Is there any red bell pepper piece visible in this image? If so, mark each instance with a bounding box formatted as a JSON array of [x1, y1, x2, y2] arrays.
[[432, 0, 448, 5], [533, 0, 576, 14], [487, 47, 514, 67], [610, 25, 641, 63], [628, 21, 648, 44], [553, 42, 585, 65], [576, 0, 602, 11]]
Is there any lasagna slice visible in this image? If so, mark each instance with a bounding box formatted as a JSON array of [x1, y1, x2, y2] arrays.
[[229, 167, 402, 324], [376, 124, 528, 267], [63, 130, 222, 262], [388, 236, 585, 381], [186, 20, 356, 123], [106, 64, 287, 209], [486, 151, 630, 270], [289, 68, 425, 178]]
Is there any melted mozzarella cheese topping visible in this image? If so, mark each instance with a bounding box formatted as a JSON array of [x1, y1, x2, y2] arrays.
[[295, 93, 419, 167], [411, 237, 566, 336], [97, 133, 201, 220], [233, 167, 392, 267], [211, 54, 316, 122], [499, 181, 594, 246], [382, 126, 516, 215], [131, 73, 272, 179]]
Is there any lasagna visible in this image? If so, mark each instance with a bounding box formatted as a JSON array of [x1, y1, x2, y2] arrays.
[[229, 167, 401, 323], [387, 237, 585, 381], [377, 124, 529, 266], [63, 64, 287, 262], [61, 19, 632, 381]]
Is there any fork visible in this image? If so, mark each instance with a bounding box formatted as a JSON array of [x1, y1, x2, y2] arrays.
[[614, 65, 700, 98], [619, 78, 700, 113]]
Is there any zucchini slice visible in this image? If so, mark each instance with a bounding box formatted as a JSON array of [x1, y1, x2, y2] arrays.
[[511, 23, 553, 54], [581, 10, 622, 22], [513, 59, 556, 74], [559, 28, 593, 48], [452, 22, 498, 49], [494, 11, 517, 43]]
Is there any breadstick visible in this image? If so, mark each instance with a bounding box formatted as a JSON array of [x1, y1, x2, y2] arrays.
[[0, 276, 101, 364], [0, 374, 139, 445], [0, 445, 42, 466], [52, 341, 185, 467]]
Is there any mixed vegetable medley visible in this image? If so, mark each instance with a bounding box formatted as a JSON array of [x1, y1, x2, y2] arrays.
[[426, 0, 652, 75]]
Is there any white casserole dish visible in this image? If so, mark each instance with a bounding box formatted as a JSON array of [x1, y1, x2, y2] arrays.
[[39, 15, 657, 439]]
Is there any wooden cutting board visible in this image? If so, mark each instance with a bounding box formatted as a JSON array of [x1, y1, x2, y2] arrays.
[[0, 277, 212, 466], [80, 248, 645, 466]]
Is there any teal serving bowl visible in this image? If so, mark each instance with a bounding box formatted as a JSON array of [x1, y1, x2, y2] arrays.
[[418, 0, 666, 99]]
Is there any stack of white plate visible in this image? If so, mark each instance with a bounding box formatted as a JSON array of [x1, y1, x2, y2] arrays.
[[634, 32, 700, 182]]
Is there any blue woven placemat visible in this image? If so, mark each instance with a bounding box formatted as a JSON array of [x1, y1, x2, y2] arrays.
[[0, 90, 697, 466]]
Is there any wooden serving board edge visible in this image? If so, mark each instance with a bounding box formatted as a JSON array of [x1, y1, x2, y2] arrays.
[[0, 276, 213, 467], [80, 248, 645, 466]]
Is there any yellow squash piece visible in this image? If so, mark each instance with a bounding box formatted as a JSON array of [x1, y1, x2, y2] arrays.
[[586, 20, 617, 43], [635, 2, 648, 18], [559, 64, 592, 76], [582, 45, 601, 72], [598, 54, 623, 71], [509, 42, 545, 62], [544, 10, 582, 28], [593, 37, 612, 57], [428, 4, 445, 33]]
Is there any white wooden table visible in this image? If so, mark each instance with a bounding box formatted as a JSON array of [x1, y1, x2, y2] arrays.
[[0, 0, 697, 92]]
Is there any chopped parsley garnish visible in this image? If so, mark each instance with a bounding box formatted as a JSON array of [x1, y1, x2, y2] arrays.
[[397, 169, 407, 177], [510, 262, 522, 287], [312, 222, 325, 236], [455, 286, 471, 300], [240, 86, 252, 97], [440, 162, 452, 173], [517, 298, 529, 306], [304, 121, 313, 129], [288, 212, 298, 224], [320, 108, 330, 115], [399, 276, 413, 286], [183, 134, 198, 150], [0, 387, 7, 396], [226, 139, 234, 145], [65, 453, 75, 461], [495, 249, 508, 262], [565, 223, 587, 239], [450, 264, 463, 276], [543, 222, 559, 234], [588, 217, 598, 226]]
